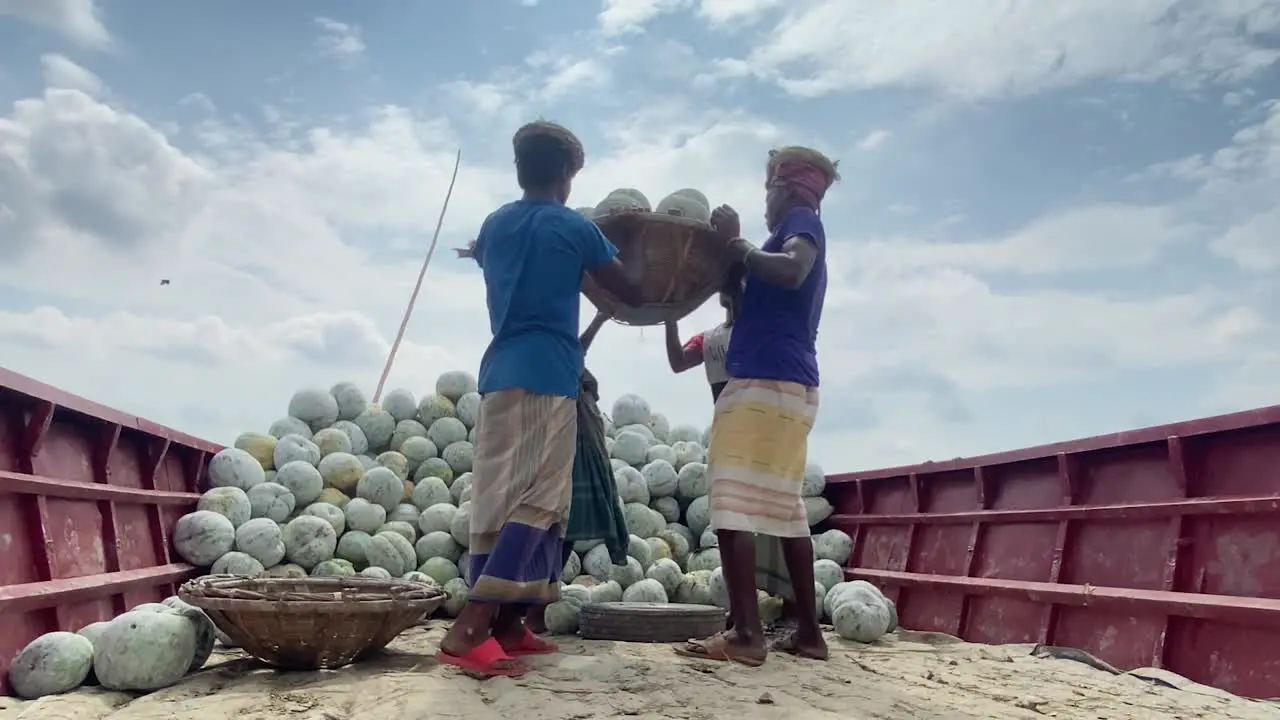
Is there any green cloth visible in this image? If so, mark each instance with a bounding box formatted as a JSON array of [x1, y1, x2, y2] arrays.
[[564, 369, 629, 565], [754, 533, 795, 601]]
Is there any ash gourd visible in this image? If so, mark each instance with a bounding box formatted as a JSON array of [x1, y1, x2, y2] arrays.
[[4, 372, 884, 698]]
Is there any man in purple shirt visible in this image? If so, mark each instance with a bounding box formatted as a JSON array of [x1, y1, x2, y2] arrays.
[[675, 146, 838, 666]]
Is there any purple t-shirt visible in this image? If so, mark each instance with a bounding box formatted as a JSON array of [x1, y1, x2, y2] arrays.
[[724, 207, 827, 387]]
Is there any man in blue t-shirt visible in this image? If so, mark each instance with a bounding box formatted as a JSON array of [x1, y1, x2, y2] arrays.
[[436, 122, 644, 678]]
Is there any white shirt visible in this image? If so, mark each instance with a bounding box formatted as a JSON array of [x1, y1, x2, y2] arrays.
[[699, 322, 732, 385]]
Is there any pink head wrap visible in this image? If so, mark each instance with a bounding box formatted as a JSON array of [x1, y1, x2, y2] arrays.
[[768, 160, 832, 211]]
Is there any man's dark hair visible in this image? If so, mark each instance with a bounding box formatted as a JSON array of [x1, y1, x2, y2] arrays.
[[515, 133, 578, 191]]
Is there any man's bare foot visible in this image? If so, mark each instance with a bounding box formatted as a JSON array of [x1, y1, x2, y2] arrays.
[[772, 629, 829, 661], [674, 629, 768, 666]]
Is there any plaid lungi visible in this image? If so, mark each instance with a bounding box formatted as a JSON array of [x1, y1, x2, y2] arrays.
[[564, 369, 629, 565]]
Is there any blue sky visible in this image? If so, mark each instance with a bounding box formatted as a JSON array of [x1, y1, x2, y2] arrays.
[[0, 0, 1278, 471]]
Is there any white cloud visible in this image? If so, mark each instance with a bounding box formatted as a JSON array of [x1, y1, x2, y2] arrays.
[[443, 49, 614, 121], [0, 0, 110, 49], [177, 92, 216, 114], [0, 89, 212, 261], [525, 52, 613, 102], [598, 0, 688, 36], [696, 0, 781, 26], [708, 0, 1280, 99], [1147, 99, 1280, 273], [856, 129, 890, 151], [39, 54, 106, 97], [1212, 208, 1280, 271], [314, 16, 365, 63], [850, 204, 1192, 276]]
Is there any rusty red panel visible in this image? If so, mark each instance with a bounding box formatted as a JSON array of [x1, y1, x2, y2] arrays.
[[0, 368, 218, 696], [824, 402, 1280, 698]]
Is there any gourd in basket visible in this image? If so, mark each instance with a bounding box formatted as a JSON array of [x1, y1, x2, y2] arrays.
[[582, 209, 737, 327]]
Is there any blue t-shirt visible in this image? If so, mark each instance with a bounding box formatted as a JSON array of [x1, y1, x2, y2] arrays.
[[474, 200, 618, 398], [725, 207, 827, 387]]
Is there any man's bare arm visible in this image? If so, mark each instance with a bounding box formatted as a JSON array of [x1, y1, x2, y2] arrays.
[[736, 235, 818, 290], [589, 258, 645, 307], [579, 310, 610, 352], [455, 239, 478, 262], [664, 320, 702, 373]]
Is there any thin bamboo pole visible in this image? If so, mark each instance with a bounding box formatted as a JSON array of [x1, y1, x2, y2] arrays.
[[372, 148, 462, 404]]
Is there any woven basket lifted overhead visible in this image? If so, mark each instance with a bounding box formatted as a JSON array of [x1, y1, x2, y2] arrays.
[[583, 210, 735, 327], [180, 575, 444, 670]]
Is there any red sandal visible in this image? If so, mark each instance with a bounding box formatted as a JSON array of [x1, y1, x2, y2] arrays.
[[435, 636, 529, 677], [500, 625, 559, 657]]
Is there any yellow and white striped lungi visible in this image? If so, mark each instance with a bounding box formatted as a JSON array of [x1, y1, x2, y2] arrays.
[[705, 378, 819, 539]]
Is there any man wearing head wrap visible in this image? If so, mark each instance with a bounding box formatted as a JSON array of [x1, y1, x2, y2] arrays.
[[436, 121, 645, 678], [675, 146, 838, 666]]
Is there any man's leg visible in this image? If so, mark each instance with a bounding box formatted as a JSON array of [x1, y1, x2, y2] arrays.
[[491, 603, 529, 644], [523, 541, 574, 633], [523, 604, 548, 633], [440, 602, 504, 655], [779, 535, 828, 660], [716, 528, 767, 660]]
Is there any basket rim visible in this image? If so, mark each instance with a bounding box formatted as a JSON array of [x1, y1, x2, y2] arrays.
[[180, 595, 435, 614], [178, 574, 444, 615], [592, 209, 715, 233]]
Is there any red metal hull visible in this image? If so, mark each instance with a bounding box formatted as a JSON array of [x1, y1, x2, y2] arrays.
[[0, 369, 219, 695], [3, 365, 1280, 698], [826, 405, 1280, 698]]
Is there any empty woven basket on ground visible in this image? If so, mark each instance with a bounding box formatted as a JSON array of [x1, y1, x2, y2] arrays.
[[583, 210, 735, 326], [179, 575, 444, 670]]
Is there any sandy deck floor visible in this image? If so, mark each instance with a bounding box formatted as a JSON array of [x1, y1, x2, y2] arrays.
[[3, 624, 1278, 720]]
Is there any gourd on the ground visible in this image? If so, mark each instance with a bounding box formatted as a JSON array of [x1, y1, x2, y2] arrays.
[[288, 389, 339, 431], [312, 427, 352, 457], [814, 529, 853, 564], [276, 461, 324, 506], [641, 459, 678, 498], [196, 486, 251, 528], [274, 433, 321, 469], [160, 596, 217, 670], [588, 580, 623, 604], [212, 551, 265, 576], [801, 462, 826, 497], [282, 514, 338, 569], [610, 557, 645, 588], [173, 511, 235, 566], [645, 558, 683, 596], [357, 466, 404, 511], [417, 394, 455, 427], [344, 497, 386, 534], [380, 521, 416, 544], [621, 577, 668, 603], [247, 482, 295, 522], [813, 558, 844, 592], [207, 448, 265, 491], [382, 388, 418, 423], [7, 632, 94, 699], [354, 407, 395, 452], [93, 609, 198, 691], [825, 580, 897, 642], [234, 432, 277, 471]]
